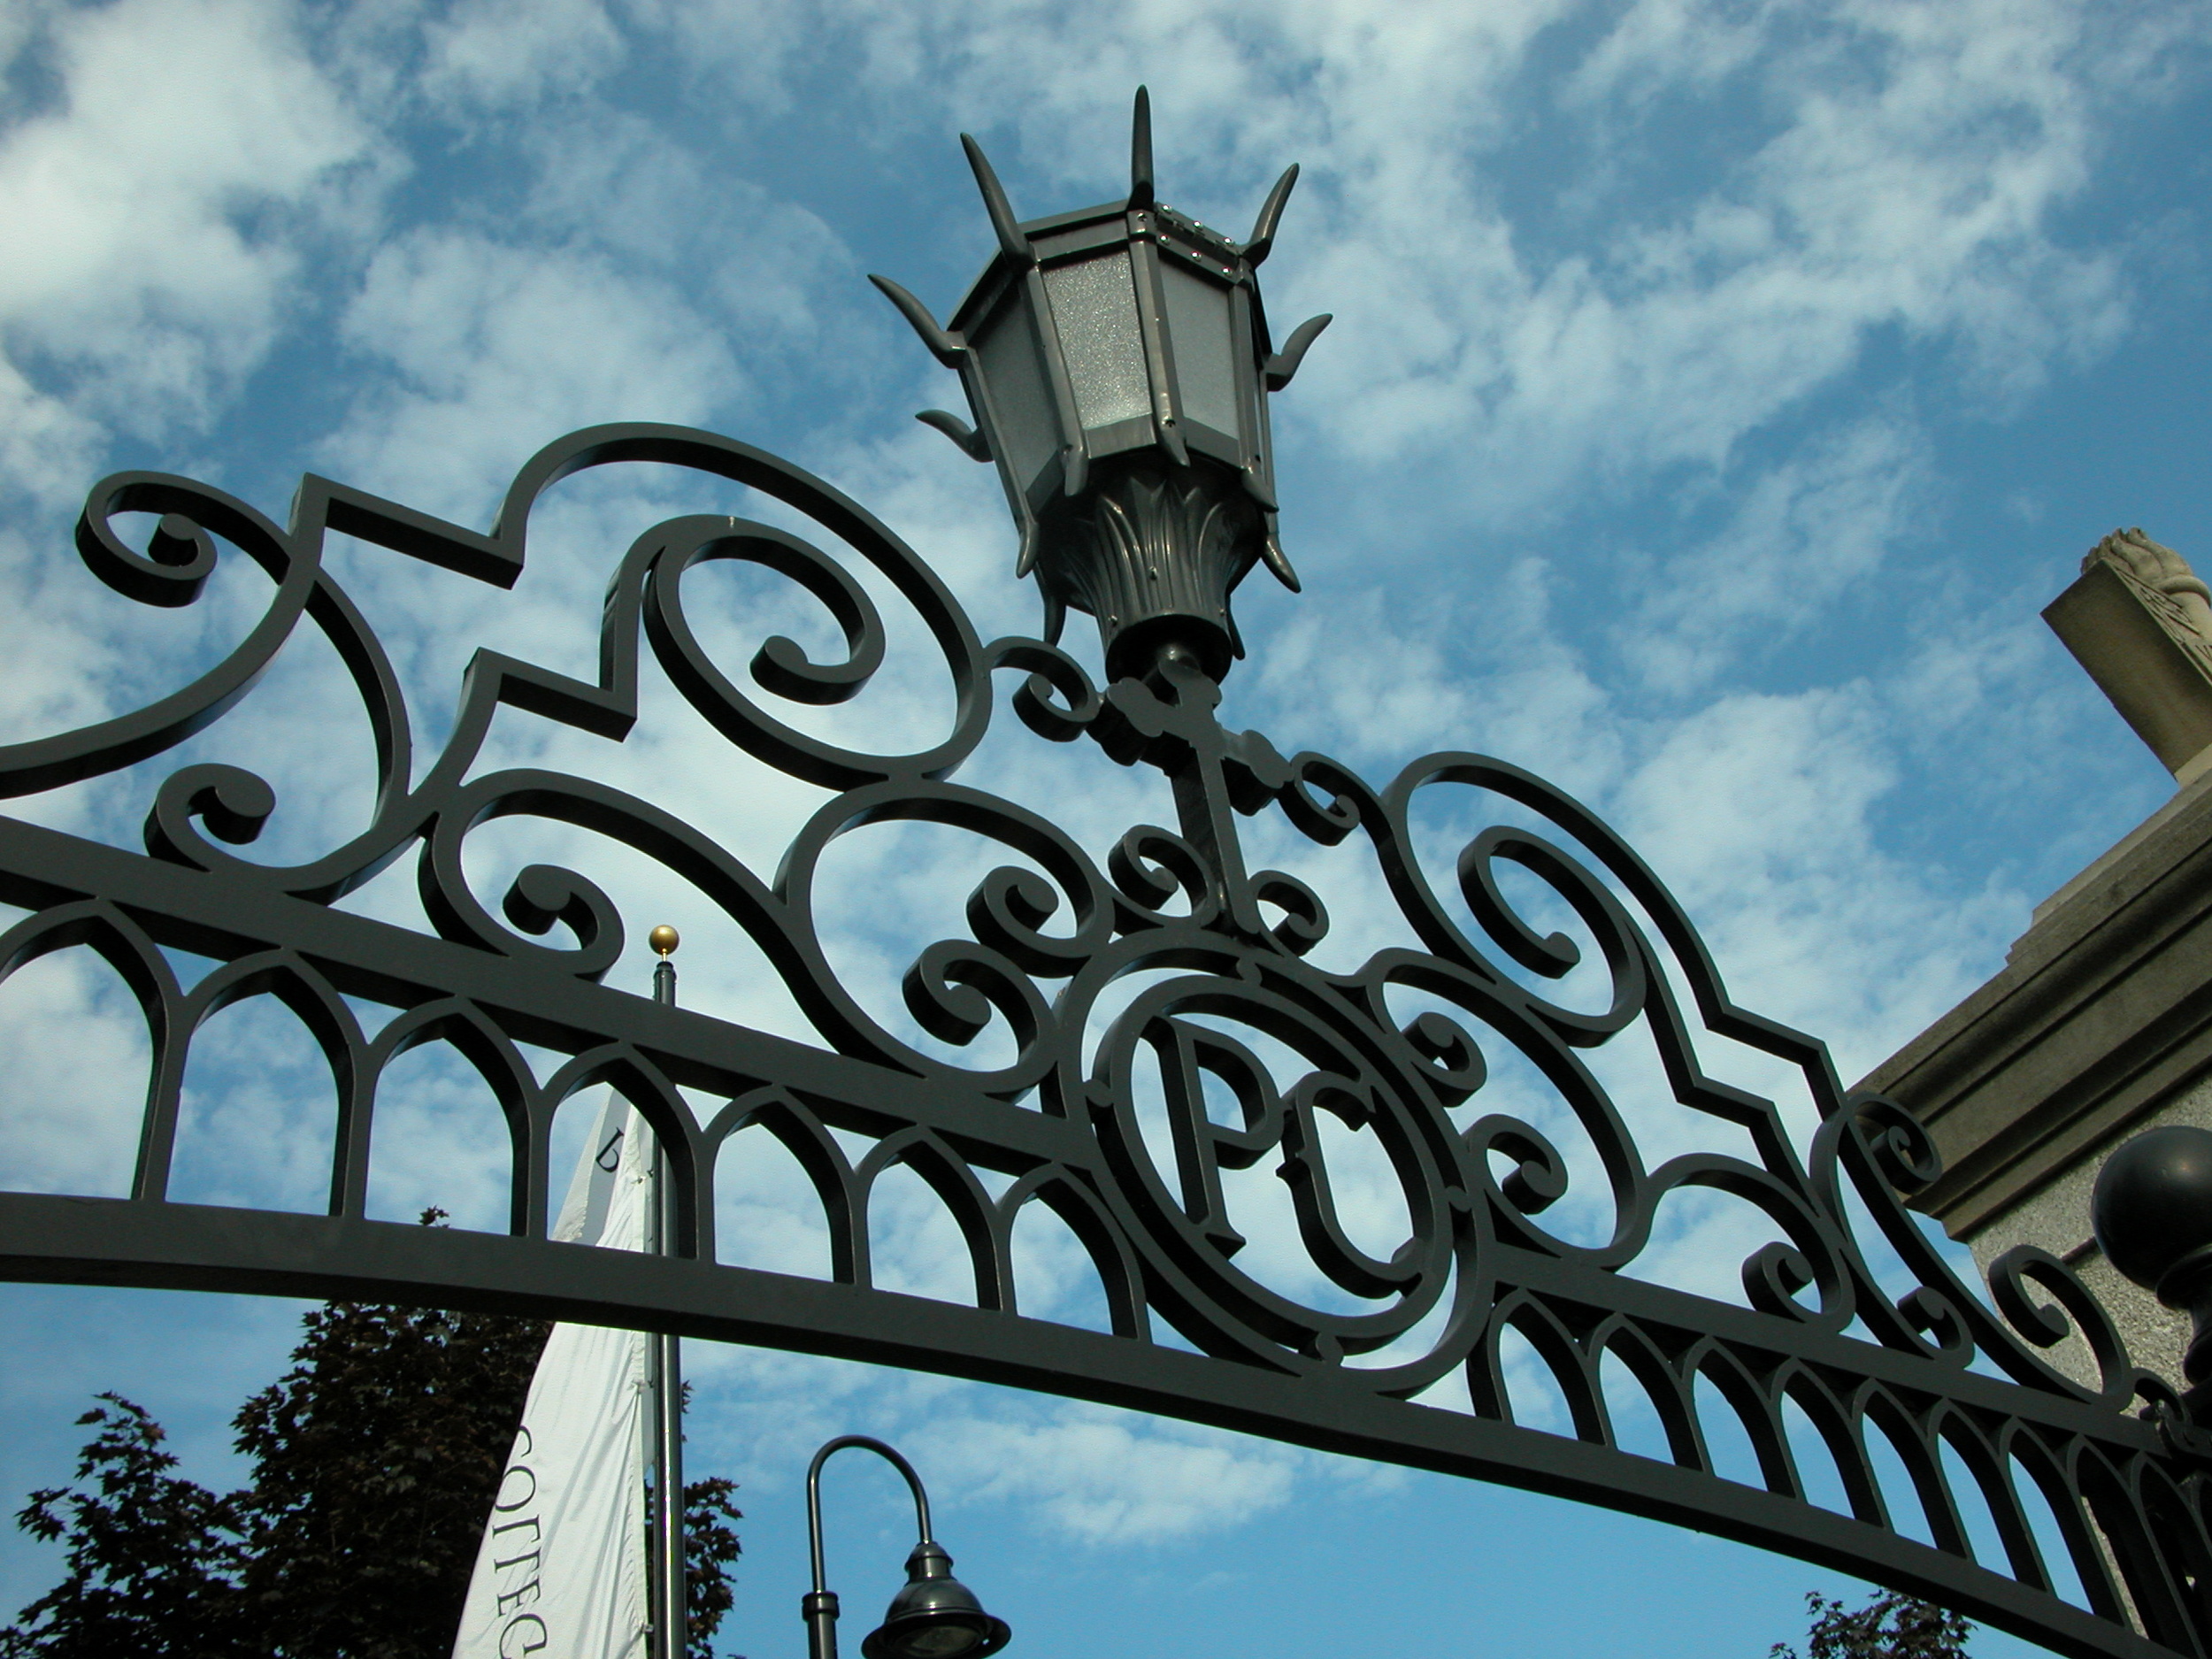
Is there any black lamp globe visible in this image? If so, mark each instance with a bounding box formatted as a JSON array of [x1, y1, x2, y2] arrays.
[[860, 1540, 1011, 1659], [870, 87, 1330, 683]]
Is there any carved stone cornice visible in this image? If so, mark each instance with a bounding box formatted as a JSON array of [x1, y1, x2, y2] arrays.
[[2047, 527, 2212, 780], [1860, 768, 2212, 1233]]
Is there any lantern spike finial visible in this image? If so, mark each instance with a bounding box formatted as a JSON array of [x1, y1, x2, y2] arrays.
[[916, 409, 990, 461], [960, 134, 1032, 265], [1244, 163, 1301, 267], [1129, 86, 1155, 209], [1264, 312, 1332, 391], [868, 275, 966, 369]]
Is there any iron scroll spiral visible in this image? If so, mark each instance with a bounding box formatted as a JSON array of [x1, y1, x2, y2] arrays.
[[0, 426, 2206, 1659]]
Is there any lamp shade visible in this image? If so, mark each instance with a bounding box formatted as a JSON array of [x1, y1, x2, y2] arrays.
[[871, 87, 1330, 682], [858, 1541, 1010, 1659]]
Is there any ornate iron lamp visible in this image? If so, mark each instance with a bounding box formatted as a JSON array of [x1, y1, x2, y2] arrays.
[[872, 88, 1330, 683], [803, 1435, 1010, 1659]]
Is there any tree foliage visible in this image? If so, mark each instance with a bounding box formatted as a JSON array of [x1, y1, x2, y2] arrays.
[[228, 1298, 556, 1657], [683, 1475, 745, 1652], [4, 1218, 741, 1657], [0, 1395, 254, 1659], [1772, 1590, 1972, 1659]]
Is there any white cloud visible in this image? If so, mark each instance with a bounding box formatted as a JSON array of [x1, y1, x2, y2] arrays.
[[930, 1410, 1302, 1544], [670, 1341, 1329, 1546], [167, 991, 348, 1213], [326, 228, 742, 512], [620, 0, 812, 111], [1610, 682, 2017, 1075], [319, 108, 859, 524], [361, 1041, 516, 1231], [0, 359, 99, 514], [422, 0, 626, 110], [0, 0, 373, 443], [516, 110, 858, 353], [1246, 563, 1625, 796], [849, 0, 2148, 527], [0, 941, 148, 1199], [0, 0, 380, 775], [1563, 0, 1773, 106], [1622, 416, 1928, 695]]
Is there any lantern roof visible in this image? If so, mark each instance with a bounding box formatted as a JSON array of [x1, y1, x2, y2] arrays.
[[949, 204, 1249, 337]]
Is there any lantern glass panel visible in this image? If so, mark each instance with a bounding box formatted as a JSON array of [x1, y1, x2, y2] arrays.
[[972, 291, 1057, 491], [1041, 252, 1151, 431], [1157, 261, 1239, 438]]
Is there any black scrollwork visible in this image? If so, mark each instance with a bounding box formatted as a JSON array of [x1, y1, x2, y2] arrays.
[[0, 425, 2200, 1659]]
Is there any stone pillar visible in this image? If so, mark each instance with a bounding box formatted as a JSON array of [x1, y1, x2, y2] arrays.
[[1860, 529, 2212, 1393]]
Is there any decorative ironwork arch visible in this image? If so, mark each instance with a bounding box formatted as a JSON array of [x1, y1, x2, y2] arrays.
[[0, 423, 2208, 1659]]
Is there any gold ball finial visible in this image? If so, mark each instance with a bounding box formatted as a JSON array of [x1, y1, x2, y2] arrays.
[[649, 925, 680, 958]]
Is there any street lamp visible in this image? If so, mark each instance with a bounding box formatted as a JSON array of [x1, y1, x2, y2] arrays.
[[871, 87, 1330, 683], [803, 1435, 1011, 1659]]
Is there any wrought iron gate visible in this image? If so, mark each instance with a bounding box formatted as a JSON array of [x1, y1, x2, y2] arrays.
[[0, 419, 2207, 1659]]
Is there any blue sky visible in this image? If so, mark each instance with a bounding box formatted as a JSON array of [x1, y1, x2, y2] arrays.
[[1, 1, 2210, 1655]]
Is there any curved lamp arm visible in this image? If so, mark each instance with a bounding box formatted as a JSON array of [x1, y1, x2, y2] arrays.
[[808, 1433, 935, 1594], [804, 1435, 933, 1659]]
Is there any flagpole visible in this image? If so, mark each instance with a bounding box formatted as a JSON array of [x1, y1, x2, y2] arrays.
[[649, 926, 687, 1659]]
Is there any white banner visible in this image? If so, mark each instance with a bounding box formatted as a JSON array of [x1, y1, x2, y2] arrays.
[[453, 1094, 654, 1659]]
